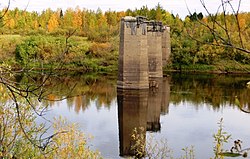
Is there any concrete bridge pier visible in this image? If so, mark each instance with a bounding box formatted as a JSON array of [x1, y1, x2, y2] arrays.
[[117, 16, 171, 89], [148, 31, 163, 78], [162, 27, 171, 66], [117, 17, 149, 89]]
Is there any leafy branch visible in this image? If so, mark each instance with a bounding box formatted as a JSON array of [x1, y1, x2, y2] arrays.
[[186, 0, 250, 54]]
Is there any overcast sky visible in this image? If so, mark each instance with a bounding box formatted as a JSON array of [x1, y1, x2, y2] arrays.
[[0, 0, 250, 18]]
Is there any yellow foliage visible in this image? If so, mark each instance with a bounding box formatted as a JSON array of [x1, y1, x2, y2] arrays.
[[48, 117, 102, 159], [48, 13, 59, 32], [98, 15, 107, 27], [33, 20, 39, 30], [117, 11, 126, 21], [6, 18, 15, 29], [89, 42, 113, 57], [47, 94, 56, 101], [238, 14, 246, 29], [73, 7, 83, 28]]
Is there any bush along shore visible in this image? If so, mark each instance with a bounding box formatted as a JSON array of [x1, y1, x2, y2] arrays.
[[0, 34, 119, 73], [0, 5, 250, 74], [1, 34, 250, 75]]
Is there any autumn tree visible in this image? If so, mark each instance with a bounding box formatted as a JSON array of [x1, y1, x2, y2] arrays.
[[63, 8, 74, 28], [72, 6, 83, 29], [35, 9, 48, 30], [96, 9, 109, 41], [187, 0, 250, 55], [47, 12, 59, 32], [155, 3, 163, 21]]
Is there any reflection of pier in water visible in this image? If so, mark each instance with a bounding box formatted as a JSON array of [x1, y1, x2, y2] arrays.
[[117, 77, 170, 156]]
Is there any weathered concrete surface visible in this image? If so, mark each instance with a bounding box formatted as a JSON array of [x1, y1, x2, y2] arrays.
[[118, 16, 171, 89], [147, 31, 163, 78], [117, 17, 149, 89], [162, 27, 171, 66]]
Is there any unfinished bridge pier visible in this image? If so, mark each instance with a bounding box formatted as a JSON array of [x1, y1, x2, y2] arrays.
[[117, 16, 170, 89]]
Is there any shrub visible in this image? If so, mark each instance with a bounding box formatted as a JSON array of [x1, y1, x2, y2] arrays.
[[88, 42, 113, 57], [15, 36, 40, 66]]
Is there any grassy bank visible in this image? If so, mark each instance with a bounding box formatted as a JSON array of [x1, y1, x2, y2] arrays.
[[1, 34, 250, 74], [164, 60, 250, 74], [0, 34, 119, 73]]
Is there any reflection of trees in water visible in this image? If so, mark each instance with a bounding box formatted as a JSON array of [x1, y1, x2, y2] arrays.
[[62, 78, 117, 113], [86, 81, 117, 110], [170, 73, 250, 111], [13, 72, 250, 113], [14, 73, 117, 113]]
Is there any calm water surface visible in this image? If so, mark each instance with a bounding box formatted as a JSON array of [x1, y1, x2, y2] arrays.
[[42, 73, 250, 158]]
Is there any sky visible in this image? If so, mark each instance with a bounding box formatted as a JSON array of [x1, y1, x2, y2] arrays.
[[0, 0, 250, 18]]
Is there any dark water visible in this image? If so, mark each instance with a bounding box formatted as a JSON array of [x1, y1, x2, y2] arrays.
[[37, 73, 250, 158]]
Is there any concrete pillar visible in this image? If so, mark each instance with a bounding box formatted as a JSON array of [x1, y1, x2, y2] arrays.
[[117, 89, 148, 156], [162, 27, 171, 66], [147, 78, 163, 132], [117, 17, 149, 89], [148, 31, 163, 78]]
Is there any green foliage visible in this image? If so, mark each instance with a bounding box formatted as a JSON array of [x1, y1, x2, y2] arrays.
[[188, 12, 203, 21], [218, 152, 242, 157], [180, 146, 195, 159], [1, 5, 250, 72], [15, 36, 40, 66], [234, 51, 250, 64], [0, 84, 45, 158], [213, 118, 231, 159], [131, 127, 146, 158], [196, 45, 222, 64], [0, 35, 23, 64], [48, 117, 102, 159], [213, 118, 250, 158], [14, 35, 89, 67], [8, 33, 118, 72], [130, 127, 171, 159]]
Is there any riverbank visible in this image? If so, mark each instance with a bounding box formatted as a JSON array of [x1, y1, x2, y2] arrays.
[[1, 34, 250, 75], [0, 34, 119, 73], [164, 61, 250, 75]]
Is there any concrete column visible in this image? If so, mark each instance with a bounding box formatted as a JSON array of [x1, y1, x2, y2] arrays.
[[148, 31, 163, 78], [162, 27, 171, 66], [117, 17, 149, 89]]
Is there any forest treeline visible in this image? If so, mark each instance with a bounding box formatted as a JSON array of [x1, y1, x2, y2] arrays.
[[0, 4, 250, 72]]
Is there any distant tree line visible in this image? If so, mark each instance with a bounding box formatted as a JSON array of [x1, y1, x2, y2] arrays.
[[0, 3, 250, 70]]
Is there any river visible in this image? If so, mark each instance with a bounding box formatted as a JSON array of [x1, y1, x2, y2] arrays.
[[34, 73, 250, 158]]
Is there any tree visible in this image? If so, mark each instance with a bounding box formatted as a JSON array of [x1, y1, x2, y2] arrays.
[[47, 12, 59, 32], [0, 4, 102, 157], [72, 6, 83, 29], [155, 3, 163, 21], [188, 12, 203, 21], [187, 0, 250, 54], [63, 8, 74, 28], [105, 10, 117, 27]]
